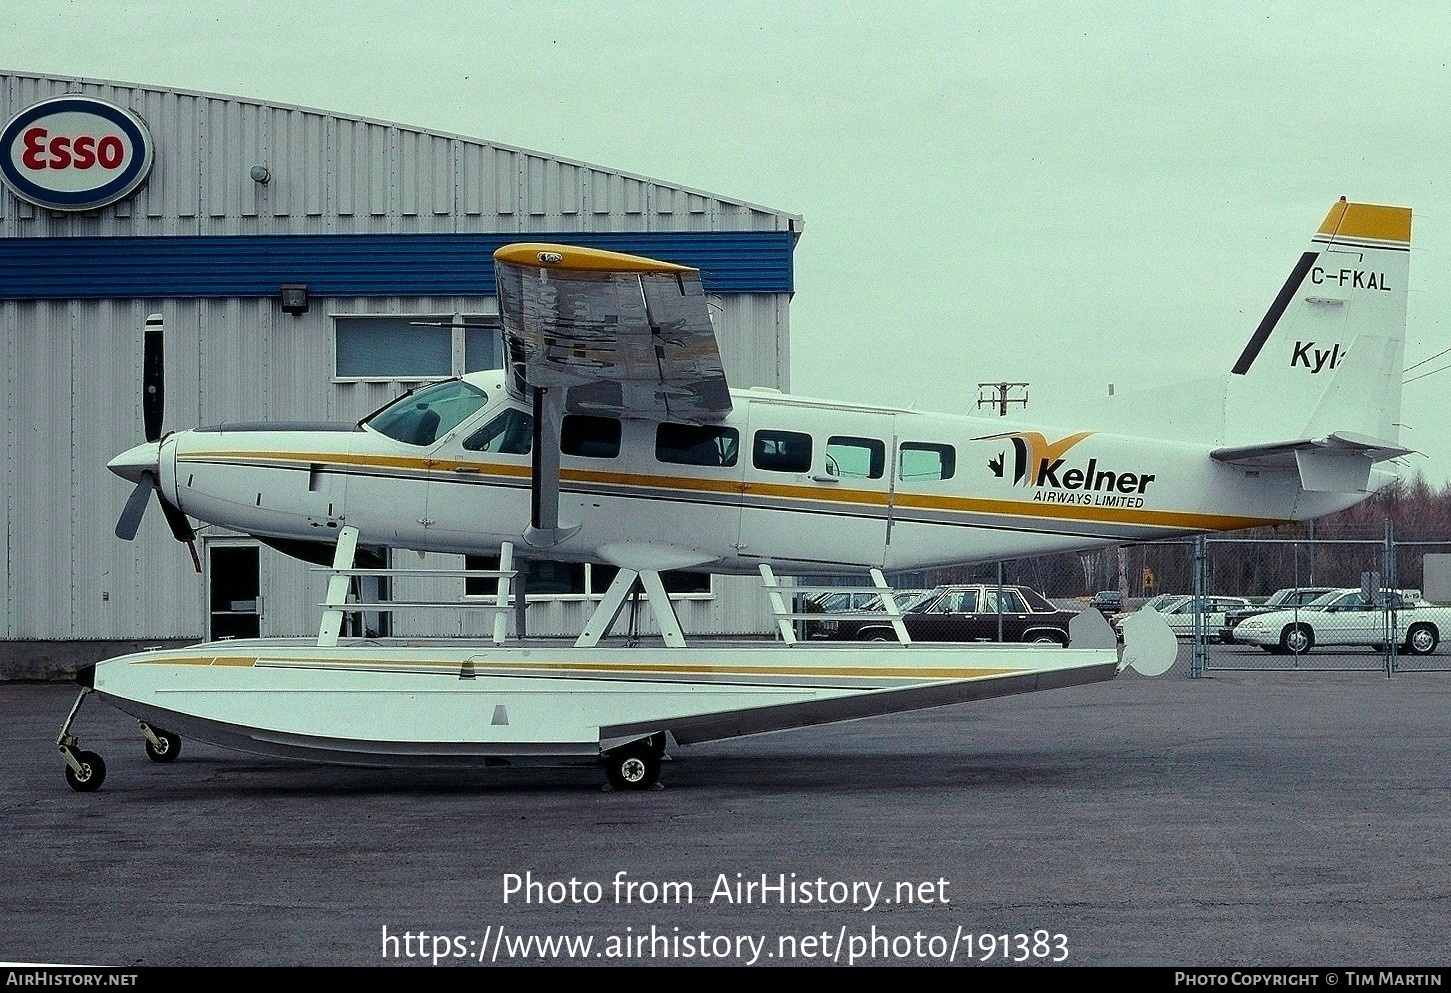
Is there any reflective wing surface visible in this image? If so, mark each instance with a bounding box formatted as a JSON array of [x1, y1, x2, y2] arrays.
[[494, 243, 732, 423]]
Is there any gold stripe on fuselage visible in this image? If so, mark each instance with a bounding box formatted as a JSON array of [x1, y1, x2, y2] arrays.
[[178, 451, 1283, 534]]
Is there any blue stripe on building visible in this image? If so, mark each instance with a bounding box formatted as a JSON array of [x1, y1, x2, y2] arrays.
[[0, 230, 795, 299]]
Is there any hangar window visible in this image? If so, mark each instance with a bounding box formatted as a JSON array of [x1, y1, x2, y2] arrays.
[[335, 314, 502, 381], [464, 556, 712, 599]]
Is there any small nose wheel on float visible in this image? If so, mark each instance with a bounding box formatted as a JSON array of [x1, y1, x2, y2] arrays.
[[57, 689, 106, 792], [140, 721, 182, 762]]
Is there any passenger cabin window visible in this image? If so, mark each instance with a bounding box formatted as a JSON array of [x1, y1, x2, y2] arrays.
[[656, 424, 740, 467], [899, 442, 956, 481], [462, 408, 532, 455], [561, 415, 622, 459], [826, 436, 885, 479], [364, 379, 488, 446], [753, 430, 812, 473]]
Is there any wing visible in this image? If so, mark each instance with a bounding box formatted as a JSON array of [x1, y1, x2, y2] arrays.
[[493, 243, 732, 423]]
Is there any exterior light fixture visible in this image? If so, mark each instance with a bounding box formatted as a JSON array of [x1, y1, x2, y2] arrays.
[[250, 165, 270, 183], [279, 284, 309, 315]]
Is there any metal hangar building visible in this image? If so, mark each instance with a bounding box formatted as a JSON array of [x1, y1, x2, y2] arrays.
[[0, 70, 804, 677]]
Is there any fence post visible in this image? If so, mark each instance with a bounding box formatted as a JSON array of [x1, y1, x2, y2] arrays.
[[1385, 519, 1397, 678], [996, 561, 1004, 643], [1192, 535, 1208, 678]]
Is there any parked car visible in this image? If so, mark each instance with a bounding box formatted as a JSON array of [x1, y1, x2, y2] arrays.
[[1139, 593, 1190, 612], [1156, 595, 1254, 641], [879, 588, 939, 613], [1230, 588, 1446, 655], [805, 587, 936, 638], [1219, 587, 1339, 644], [820, 584, 1079, 645], [1108, 593, 1189, 636], [1087, 590, 1124, 616], [807, 589, 885, 614]]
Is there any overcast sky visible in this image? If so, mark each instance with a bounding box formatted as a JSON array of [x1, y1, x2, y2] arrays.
[[6, 1, 1450, 482]]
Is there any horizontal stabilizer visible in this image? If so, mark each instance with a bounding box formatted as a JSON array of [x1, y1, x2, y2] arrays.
[[1210, 432, 1415, 493]]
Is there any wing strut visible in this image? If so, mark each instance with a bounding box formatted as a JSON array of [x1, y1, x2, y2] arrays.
[[523, 386, 581, 549]]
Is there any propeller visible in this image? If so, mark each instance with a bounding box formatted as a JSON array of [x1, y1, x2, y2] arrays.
[[111, 313, 201, 572]]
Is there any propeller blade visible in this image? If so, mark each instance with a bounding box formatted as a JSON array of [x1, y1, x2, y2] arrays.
[[115, 472, 157, 540], [142, 313, 164, 442]]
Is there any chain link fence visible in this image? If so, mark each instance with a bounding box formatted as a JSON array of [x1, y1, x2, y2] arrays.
[[905, 520, 1451, 676]]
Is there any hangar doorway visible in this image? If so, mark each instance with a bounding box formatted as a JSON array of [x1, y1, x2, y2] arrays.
[[206, 541, 261, 640]]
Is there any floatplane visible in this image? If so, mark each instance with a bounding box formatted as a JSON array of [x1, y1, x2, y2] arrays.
[[58, 198, 1413, 791]]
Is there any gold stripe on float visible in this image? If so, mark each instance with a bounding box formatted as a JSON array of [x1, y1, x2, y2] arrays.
[[245, 657, 1028, 680], [135, 655, 256, 666]]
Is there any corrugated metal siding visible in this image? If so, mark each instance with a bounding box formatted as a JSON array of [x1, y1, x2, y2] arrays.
[[712, 294, 793, 390], [1, 71, 800, 643], [0, 230, 796, 299], [1, 300, 12, 637], [5, 298, 207, 640], [0, 72, 802, 238]]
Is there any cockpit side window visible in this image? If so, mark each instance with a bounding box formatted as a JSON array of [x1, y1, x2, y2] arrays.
[[463, 408, 533, 455], [364, 379, 488, 446]]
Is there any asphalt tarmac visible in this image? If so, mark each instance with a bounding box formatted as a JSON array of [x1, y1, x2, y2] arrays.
[[2, 661, 1448, 969]]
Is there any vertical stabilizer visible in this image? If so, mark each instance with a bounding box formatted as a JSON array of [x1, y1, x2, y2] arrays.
[[1224, 199, 1411, 449]]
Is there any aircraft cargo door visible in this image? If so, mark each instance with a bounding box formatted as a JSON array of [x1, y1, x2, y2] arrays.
[[737, 402, 892, 572]]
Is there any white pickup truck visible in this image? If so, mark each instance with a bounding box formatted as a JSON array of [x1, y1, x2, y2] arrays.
[[1229, 588, 1447, 655]]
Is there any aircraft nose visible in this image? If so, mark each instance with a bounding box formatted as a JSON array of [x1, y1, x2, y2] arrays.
[[108, 441, 162, 484]]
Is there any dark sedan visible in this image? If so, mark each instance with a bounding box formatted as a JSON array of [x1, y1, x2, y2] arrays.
[[821, 584, 1079, 645]]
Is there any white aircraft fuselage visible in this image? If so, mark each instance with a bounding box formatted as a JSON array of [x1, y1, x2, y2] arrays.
[[110, 371, 1369, 578], [108, 199, 1416, 579]]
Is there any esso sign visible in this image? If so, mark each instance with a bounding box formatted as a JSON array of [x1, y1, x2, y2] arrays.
[[1, 96, 154, 211]]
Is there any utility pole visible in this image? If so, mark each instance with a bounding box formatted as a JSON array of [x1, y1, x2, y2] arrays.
[[977, 381, 1029, 417]]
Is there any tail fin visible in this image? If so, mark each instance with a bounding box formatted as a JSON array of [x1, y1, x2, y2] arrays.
[[1213, 199, 1413, 490], [1225, 199, 1411, 445]]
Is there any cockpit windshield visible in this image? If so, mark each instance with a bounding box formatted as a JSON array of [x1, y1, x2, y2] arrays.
[[363, 379, 488, 446]]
